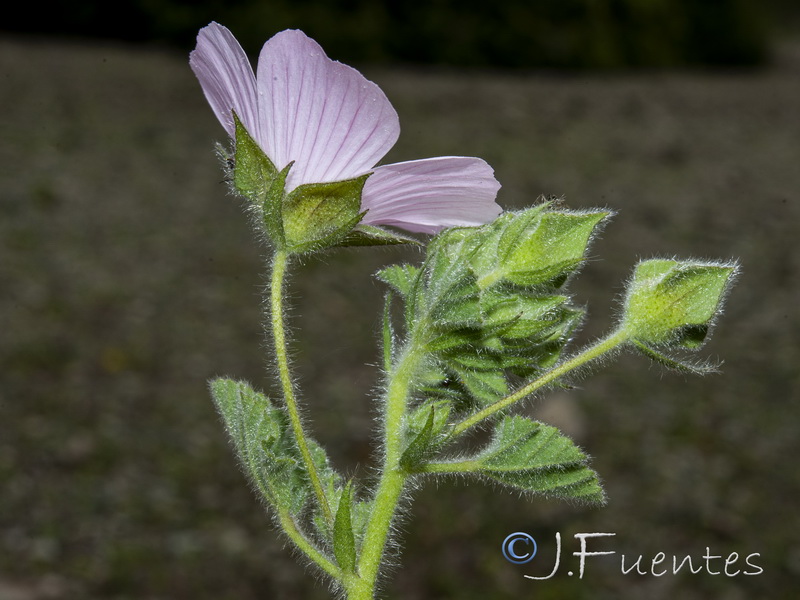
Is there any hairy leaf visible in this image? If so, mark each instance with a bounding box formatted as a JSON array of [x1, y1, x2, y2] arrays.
[[209, 378, 309, 515], [421, 416, 604, 503]]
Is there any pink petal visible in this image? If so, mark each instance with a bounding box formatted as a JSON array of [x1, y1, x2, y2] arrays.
[[256, 30, 400, 191], [361, 157, 502, 234], [190, 22, 261, 143]]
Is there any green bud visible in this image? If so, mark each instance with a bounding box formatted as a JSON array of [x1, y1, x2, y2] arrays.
[[621, 259, 738, 348]]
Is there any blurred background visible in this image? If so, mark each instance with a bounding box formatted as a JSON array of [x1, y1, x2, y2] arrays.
[[2, 1, 799, 598]]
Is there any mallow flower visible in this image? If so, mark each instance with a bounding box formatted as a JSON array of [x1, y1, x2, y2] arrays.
[[190, 22, 501, 235]]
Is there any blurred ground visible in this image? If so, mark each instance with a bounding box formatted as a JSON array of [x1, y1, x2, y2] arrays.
[[1, 35, 799, 599]]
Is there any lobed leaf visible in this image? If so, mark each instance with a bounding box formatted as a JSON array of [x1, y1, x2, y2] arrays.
[[443, 416, 605, 504]]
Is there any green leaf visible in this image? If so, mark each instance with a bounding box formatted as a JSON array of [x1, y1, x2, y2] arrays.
[[209, 378, 309, 515], [479, 416, 585, 468], [453, 366, 508, 405], [333, 482, 357, 573], [406, 400, 452, 437], [350, 497, 374, 553], [282, 174, 369, 253], [376, 264, 421, 299], [307, 439, 345, 540], [621, 259, 738, 348], [418, 416, 604, 503], [480, 291, 570, 338], [475, 416, 605, 503]]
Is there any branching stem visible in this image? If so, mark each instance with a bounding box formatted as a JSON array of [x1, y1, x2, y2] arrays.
[[352, 343, 422, 599], [451, 328, 631, 437]]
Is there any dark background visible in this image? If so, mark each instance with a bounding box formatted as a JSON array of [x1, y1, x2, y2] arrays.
[[5, 0, 799, 67], [2, 2, 799, 599]]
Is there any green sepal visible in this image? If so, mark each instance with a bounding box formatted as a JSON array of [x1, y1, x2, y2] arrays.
[[475, 416, 605, 504], [282, 174, 370, 253], [632, 340, 718, 375], [428, 277, 482, 328], [209, 378, 309, 515], [232, 112, 278, 201], [231, 112, 287, 244], [337, 224, 422, 248], [621, 259, 738, 348], [261, 163, 291, 245], [333, 481, 357, 573]]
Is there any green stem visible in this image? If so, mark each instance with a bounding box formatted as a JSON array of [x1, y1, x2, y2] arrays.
[[277, 508, 340, 580], [417, 460, 481, 474], [248, 460, 337, 580], [270, 249, 334, 527], [451, 328, 630, 437], [353, 344, 421, 599]]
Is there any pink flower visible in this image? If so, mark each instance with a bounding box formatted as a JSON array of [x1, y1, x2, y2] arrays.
[[190, 23, 501, 234]]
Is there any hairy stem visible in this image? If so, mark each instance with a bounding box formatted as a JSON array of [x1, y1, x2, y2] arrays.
[[277, 508, 340, 580], [270, 249, 333, 526], [353, 344, 421, 598], [451, 328, 631, 437]]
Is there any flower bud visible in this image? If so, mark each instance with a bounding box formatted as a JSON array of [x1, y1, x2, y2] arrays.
[[621, 258, 738, 348]]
